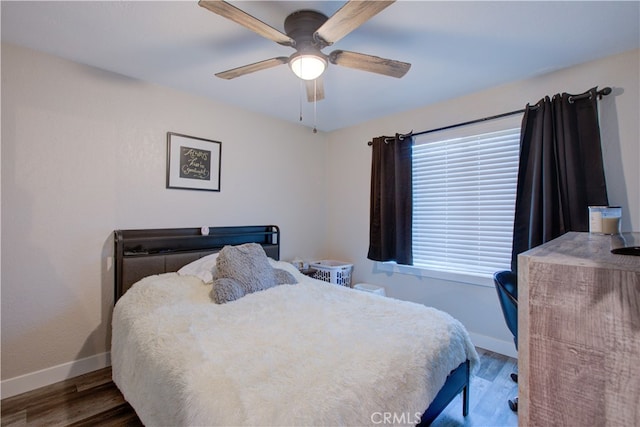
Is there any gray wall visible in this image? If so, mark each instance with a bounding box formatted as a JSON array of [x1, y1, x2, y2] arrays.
[[1, 43, 329, 387], [326, 49, 640, 355]]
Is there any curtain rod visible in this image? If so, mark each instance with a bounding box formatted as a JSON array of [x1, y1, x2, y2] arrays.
[[368, 86, 612, 145]]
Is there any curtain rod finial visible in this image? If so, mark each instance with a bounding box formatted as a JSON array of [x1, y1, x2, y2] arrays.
[[599, 87, 612, 98]]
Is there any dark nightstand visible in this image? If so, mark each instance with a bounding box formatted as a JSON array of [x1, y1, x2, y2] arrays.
[[299, 268, 317, 277]]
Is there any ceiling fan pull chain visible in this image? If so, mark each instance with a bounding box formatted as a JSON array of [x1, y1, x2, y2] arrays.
[[299, 79, 304, 122], [313, 79, 318, 134]]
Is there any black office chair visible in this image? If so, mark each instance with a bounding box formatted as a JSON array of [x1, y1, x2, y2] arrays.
[[493, 270, 518, 412]]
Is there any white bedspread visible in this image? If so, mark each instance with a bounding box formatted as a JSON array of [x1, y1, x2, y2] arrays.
[[112, 261, 478, 426]]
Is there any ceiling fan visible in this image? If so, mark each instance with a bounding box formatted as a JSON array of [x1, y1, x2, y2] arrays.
[[198, 0, 411, 102]]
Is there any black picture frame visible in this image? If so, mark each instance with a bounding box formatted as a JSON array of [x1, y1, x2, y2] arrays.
[[166, 132, 221, 192]]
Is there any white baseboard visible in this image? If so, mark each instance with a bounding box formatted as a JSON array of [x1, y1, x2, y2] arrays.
[[1, 352, 111, 399], [468, 332, 518, 359]]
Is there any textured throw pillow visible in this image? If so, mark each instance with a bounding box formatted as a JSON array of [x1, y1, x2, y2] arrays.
[[216, 243, 277, 294], [210, 278, 245, 304]]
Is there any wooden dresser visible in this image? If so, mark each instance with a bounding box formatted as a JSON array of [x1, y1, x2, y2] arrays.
[[518, 232, 640, 426]]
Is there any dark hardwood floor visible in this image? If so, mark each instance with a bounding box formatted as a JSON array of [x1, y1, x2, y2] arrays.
[[431, 348, 518, 427], [1, 347, 517, 426], [1, 368, 141, 427]]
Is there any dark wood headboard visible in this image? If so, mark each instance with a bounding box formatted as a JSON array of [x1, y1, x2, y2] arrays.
[[114, 225, 280, 302]]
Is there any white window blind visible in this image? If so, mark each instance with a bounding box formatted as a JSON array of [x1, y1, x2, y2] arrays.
[[412, 125, 520, 277]]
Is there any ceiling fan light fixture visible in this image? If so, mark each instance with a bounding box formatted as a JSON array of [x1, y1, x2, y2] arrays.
[[289, 53, 327, 80]]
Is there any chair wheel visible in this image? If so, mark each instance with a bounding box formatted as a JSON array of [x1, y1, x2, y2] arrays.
[[510, 373, 518, 383], [508, 397, 518, 412]]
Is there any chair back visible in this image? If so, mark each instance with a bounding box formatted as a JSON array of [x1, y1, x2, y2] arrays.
[[493, 270, 518, 345]]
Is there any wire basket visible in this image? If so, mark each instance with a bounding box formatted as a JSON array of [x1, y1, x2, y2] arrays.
[[309, 260, 353, 287]]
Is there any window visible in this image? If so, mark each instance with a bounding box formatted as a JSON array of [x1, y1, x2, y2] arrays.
[[411, 116, 521, 279]]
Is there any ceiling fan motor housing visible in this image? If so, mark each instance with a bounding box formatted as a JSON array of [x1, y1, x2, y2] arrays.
[[284, 10, 329, 53]]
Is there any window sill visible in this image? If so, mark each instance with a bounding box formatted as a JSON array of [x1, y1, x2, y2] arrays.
[[377, 262, 495, 288]]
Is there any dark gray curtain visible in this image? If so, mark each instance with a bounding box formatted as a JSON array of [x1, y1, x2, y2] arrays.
[[511, 87, 608, 271], [368, 134, 413, 265]]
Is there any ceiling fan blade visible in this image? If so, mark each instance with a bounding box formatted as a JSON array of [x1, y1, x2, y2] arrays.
[[329, 50, 411, 78], [199, 0, 295, 47], [306, 78, 325, 102], [215, 57, 289, 80], [315, 0, 395, 45]]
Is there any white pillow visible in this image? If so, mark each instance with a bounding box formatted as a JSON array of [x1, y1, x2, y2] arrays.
[[177, 252, 219, 283], [269, 258, 306, 280]]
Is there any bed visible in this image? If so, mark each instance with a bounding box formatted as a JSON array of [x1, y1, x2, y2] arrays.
[[112, 225, 478, 426]]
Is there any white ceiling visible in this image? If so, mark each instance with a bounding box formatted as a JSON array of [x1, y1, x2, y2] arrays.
[[2, 1, 639, 132]]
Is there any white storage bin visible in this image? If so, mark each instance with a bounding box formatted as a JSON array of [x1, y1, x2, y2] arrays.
[[353, 283, 386, 296], [310, 260, 353, 287]]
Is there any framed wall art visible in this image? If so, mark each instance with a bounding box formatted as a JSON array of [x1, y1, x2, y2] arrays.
[[166, 132, 221, 192]]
